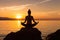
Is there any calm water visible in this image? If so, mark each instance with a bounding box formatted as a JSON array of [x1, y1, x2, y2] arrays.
[[0, 20, 60, 40]]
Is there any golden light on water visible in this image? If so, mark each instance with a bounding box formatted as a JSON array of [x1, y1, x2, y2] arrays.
[[17, 20, 23, 30], [17, 20, 21, 27]]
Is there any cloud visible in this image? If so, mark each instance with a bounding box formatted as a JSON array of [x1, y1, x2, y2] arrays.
[[0, 4, 30, 10], [0, 0, 55, 11], [0, 0, 53, 8], [33, 0, 52, 5], [25, 0, 52, 6], [0, 0, 42, 7], [40, 0, 52, 4]]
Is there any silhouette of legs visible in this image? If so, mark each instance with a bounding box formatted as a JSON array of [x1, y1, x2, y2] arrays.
[[21, 22, 38, 27]]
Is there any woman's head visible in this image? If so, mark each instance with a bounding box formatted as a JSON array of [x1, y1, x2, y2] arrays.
[[28, 9, 31, 15]]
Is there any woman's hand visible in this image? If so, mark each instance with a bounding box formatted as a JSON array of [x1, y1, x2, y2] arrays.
[[35, 22, 39, 24]]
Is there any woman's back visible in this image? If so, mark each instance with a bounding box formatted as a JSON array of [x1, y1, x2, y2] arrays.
[[26, 16, 33, 24]]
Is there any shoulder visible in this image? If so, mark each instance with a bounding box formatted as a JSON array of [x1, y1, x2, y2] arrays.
[[31, 16, 33, 17], [31, 16, 33, 18], [25, 16, 28, 18]]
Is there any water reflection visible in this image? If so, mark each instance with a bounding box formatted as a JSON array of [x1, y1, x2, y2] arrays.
[[0, 20, 60, 35], [0, 20, 23, 34], [17, 20, 22, 29]]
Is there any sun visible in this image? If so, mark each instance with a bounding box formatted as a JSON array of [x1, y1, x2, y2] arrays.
[[16, 16, 22, 19], [16, 14, 22, 19]]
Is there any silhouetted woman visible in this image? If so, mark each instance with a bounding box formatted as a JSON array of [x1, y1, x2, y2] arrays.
[[21, 9, 38, 28]]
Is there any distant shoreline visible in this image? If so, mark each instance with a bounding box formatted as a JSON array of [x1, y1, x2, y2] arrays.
[[0, 19, 60, 21], [0, 17, 60, 20]]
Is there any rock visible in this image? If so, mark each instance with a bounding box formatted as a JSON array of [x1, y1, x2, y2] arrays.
[[4, 27, 42, 40]]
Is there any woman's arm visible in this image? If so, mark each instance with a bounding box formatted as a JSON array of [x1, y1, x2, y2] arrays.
[[32, 16, 39, 23], [32, 16, 36, 23], [23, 16, 27, 23]]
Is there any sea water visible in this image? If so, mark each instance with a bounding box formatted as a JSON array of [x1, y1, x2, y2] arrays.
[[0, 20, 60, 40]]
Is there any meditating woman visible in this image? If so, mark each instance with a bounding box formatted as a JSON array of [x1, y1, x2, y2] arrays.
[[21, 9, 39, 28]]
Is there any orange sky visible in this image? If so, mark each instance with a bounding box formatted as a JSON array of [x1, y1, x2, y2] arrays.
[[0, 0, 60, 19]]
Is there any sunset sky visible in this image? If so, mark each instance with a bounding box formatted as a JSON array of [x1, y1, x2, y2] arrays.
[[0, 0, 60, 19]]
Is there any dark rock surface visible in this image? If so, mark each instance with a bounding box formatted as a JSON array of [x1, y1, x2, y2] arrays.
[[4, 27, 42, 40], [46, 29, 60, 40]]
